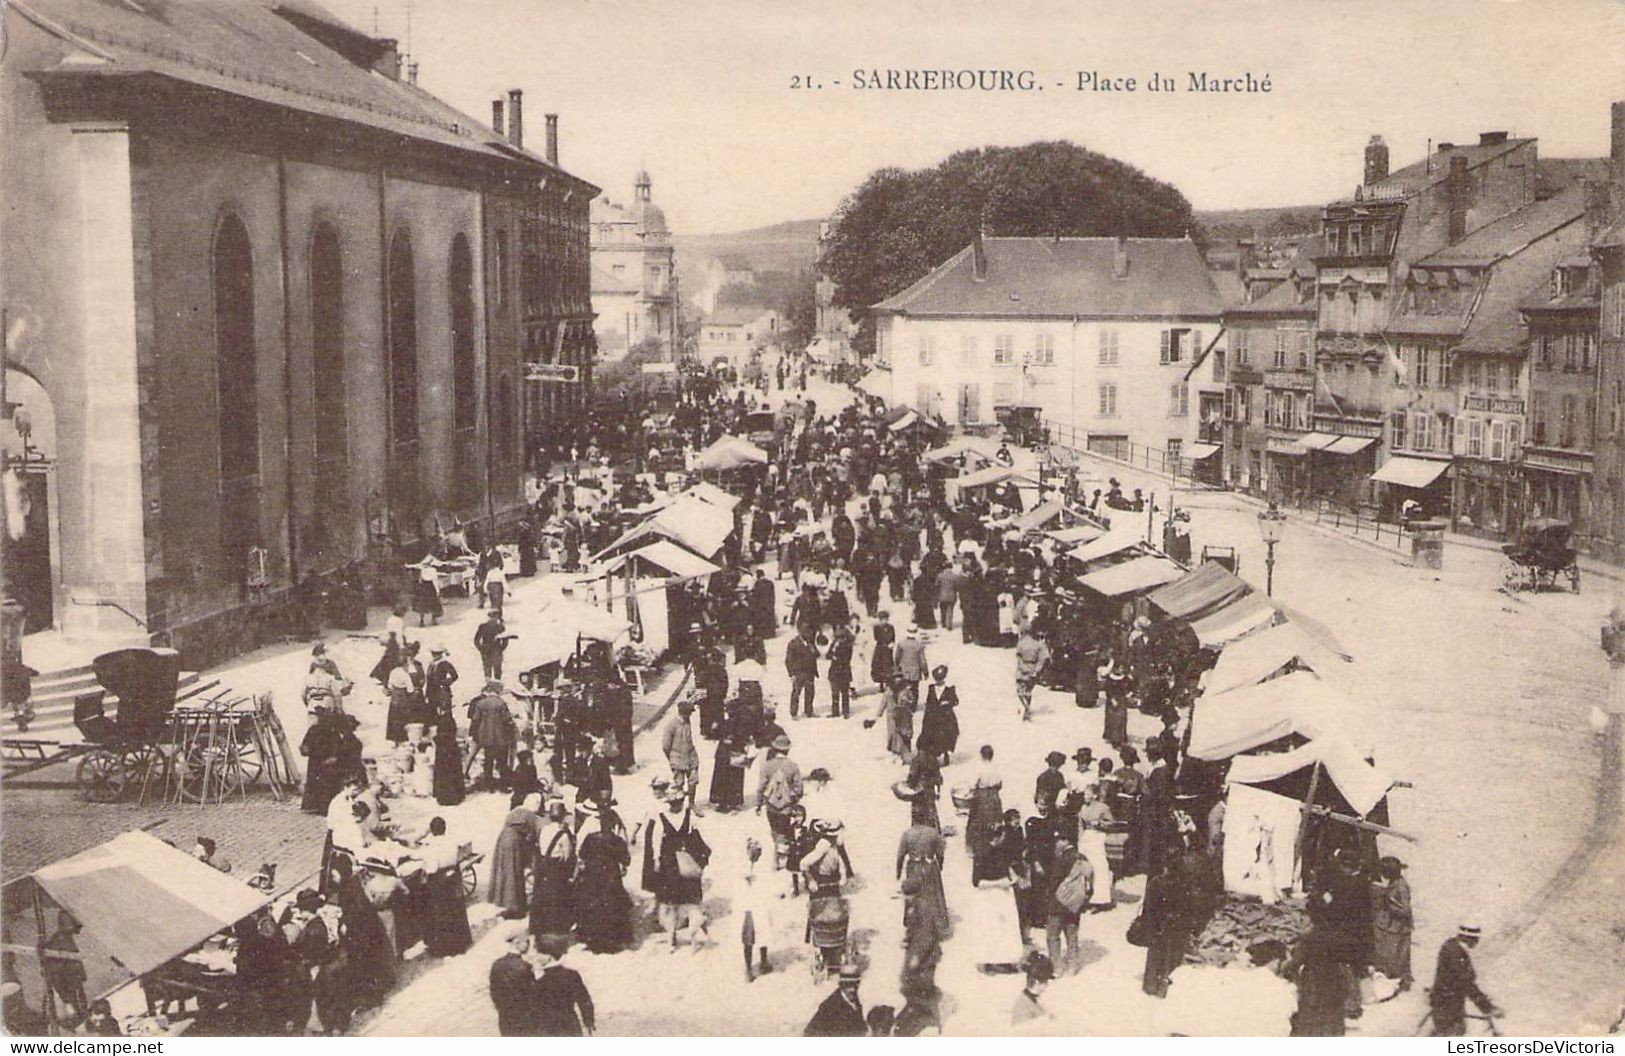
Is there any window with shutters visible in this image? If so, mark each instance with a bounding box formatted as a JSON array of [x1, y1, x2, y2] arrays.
[[1168, 383, 1188, 418], [959, 334, 978, 366], [1098, 329, 1119, 366], [1468, 418, 1484, 458], [993, 334, 1015, 365], [917, 335, 934, 367], [1530, 392, 1547, 445], [1583, 332, 1596, 371], [1490, 420, 1506, 461], [1296, 332, 1311, 370], [1391, 411, 1407, 451], [1561, 395, 1578, 447], [1439, 414, 1453, 452], [1234, 330, 1249, 366], [1098, 382, 1118, 418], [1273, 331, 1288, 369], [1033, 332, 1055, 366], [1564, 334, 1579, 371], [1213, 350, 1226, 382], [1161, 328, 1189, 364], [1508, 419, 1521, 456], [959, 382, 981, 423], [1585, 397, 1597, 449]]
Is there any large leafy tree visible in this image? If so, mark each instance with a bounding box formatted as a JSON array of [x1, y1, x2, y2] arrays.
[[822, 142, 1196, 354]]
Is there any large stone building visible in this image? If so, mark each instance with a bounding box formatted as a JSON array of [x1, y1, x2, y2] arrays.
[[590, 171, 676, 360], [874, 235, 1227, 472], [1586, 103, 1625, 560], [0, 0, 596, 660]]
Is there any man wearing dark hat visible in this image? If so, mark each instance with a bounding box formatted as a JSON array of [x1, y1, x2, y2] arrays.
[[467, 679, 517, 790], [474, 610, 512, 681], [1429, 924, 1499, 1036], [425, 644, 458, 719], [1035, 751, 1068, 811], [489, 929, 542, 1036], [786, 625, 820, 719], [661, 698, 702, 811], [1372, 856, 1414, 990], [804, 963, 866, 1036]]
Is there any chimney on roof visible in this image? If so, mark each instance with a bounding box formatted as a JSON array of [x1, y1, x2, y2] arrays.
[[1364, 135, 1389, 186], [405, 59, 418, 86], [1583, 178, 1614, 242], [1113, 235, 1130, 279], [507, 89, 524, 150], [971, 227, 988, 281], [491, 99, 505, 137], [1612, 100, 1625, 189], [545, 113, 559, 166], [372, 39, 401, 80], [1447, 154, 1470, 244], [1479, 131, 1508, 147]]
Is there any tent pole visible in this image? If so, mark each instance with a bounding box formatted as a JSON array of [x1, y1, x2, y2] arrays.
[[31, 881, 59, 1035], [1305, 804, 1418, 842], [1293, 760, 1322, 891]]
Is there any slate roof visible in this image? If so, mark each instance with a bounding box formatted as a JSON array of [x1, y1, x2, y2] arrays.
[[15, 0, 594, 187], [1227, 239, 1320, 318], [1417, 188, 1585, 267], [1349, 138, 1534, 203], [871, 237, 1223, 318]]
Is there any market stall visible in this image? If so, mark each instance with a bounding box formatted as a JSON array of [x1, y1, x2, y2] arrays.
[[1146, 562, 1253, 624], [1, 830, 270, 1035], [591, 494, 736, 564], [1076, 553, 1186, 599], [1187, 593, 1278, 650], [1202, 621, 1335, 697], [691, 435, 768, 473]]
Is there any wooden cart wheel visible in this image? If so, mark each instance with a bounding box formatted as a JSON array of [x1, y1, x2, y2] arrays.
[[123, 744, 169, 794], [460, 860, 479, 899], [76, 749, 127, 802]]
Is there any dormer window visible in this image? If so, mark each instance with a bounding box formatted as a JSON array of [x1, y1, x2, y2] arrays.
[[1551, 268, 1568, 300]]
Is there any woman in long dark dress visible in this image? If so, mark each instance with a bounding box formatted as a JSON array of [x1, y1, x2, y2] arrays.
[[916, 669, 960, 766], [333, 860, 395, 1011], [1101, 654, 1130, 747], [896, 821, 951, 942], [489, 796, 541, 918], [530, 805, 578, 938], [708, 710, 749, 811], [574, 811, 633, 953], [419, 818, 473, 956], [300, 709, 361, 814], [431, 718, 465, 806], [965, 746, 1005, 885], [911, 569, 937, 629]]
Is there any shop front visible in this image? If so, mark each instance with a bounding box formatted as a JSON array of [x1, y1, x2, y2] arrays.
[[1522, 449, 1592, 542], [1370, 454, 1452, 522], [1451, 459, 1523, 540]]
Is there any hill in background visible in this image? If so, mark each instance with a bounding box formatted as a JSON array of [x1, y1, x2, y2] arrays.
[[1195, 205, 1322, 243]]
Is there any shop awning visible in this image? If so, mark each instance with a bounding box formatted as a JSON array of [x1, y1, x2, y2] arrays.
[[1189, 593, 1277, 649], [681, 480, 742, 511], [1187, 671, 1351, 761], [1078, 554, 1186, 597], [600, 540, 721, 580], [1371, 456, 1450, 489], [1325, 435, 1376, 456], [1147, 562, 1252, 622], [29, 831, 270, 980], [1013, 501, 1067, 533], [1227, 736, 1394, 817], [1067, 526, 1149, 564], [1299, 432, 1341, 451], [1267, 437, 1309, 457], [953, 465, 1037, 491], [1205, 621, 1332, 696], [593, 494, 736, 562], [1186, 442, 1222, 461], [1047, 523, 1107, 546], [692, 435, 768, 472], [856, 369, 891, 400]]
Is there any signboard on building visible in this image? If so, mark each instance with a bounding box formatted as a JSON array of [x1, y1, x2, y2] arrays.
[[1265, 370, 1314, 391], [1462, 394, 1525, 415], [524, 363, 580, 383]]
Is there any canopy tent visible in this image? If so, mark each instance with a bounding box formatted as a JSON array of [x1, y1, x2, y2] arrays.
[[1013, 500, 1069, 533], [1272, 600, 1355, 662], [1147, 562, 1251, 622], [1370, 455, 1450, 489], [691, 435, 768, 472], [1188, 593, 1278, 649], [600, 539, 721, 580], [1205, 621, 1336, 697], [952, 465, 1026, 491], [1078, 554, 1186, 598], [1066, 526, 1149, 565], [923, 435, 1003, 464], [889, 410, 919, 432], [1046, 522, 1107, 547], [1226, 735, 1394, 818], [1187, 671, 1350, 761], [680, 480, 742, 511], [526, 596, 634, 667], [856, 369, 891, 400], [593, 495, 735, 562], [7, 830, 269, 1004]]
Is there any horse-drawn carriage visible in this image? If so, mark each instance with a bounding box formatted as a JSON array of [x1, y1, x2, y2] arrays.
[[1501, 518, 1580, 593]]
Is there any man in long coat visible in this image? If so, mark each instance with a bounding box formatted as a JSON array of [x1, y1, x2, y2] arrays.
[[489, 930, 542, 1035], [1429, 925, 1498, 1035], [468, 680, 517, 789], [804, 965, 866, 1036]]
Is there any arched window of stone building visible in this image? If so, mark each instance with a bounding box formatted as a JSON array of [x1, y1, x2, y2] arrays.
[[310, 223, 347, 463], [450, 233, 477, 431], [213, 213, 259, 481], [388, 230, 419, 444]]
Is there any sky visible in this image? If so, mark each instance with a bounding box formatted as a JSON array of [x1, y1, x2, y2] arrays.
[[325, 0, 1625, 235]]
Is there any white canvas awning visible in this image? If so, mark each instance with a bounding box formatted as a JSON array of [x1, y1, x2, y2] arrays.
[[1188, 671, 1351, 760], [1371, 456, 1450, 489], [600, 540, 720, 580], [692, 436, 768, 472], [856, 369, 891, 400], [1187, 442, 1222, 461], [1189, 594, 1278, 648], [1078, 554, 1186, 597], [1325, 435, 1376, 456], [1205, 621, 1333, 696], [1066, 526, 1148, 564], [924, 435, 1003, 464], [1047, 523, 1107, 546], [1299, 432, 1340, 451], [889, 410, 919, 432], [680, 480, 742, 511]]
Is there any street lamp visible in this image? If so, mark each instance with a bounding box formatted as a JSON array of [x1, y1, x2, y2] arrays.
[[1258, 503, 1287, 596]]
